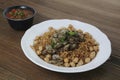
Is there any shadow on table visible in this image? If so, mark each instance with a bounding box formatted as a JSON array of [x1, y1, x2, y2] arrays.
[[48, 65, 107, 80], [33, 13, 51, 24]]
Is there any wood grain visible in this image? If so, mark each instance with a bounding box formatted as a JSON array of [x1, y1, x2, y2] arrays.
[[0, 0, 120, 80]]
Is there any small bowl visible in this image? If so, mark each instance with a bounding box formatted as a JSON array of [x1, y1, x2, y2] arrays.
[[3, 5, 36, 30]]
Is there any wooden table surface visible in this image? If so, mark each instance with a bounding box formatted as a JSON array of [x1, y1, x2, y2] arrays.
[[0, 0, 120, 80]]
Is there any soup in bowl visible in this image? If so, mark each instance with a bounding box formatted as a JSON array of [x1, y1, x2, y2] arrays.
[[3, 5, 36, 30]]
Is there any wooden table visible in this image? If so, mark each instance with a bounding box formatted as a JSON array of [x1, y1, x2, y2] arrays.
[[0, 0, 120, 80]]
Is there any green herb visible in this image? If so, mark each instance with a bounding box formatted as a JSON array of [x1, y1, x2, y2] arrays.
[[19, 12, 24, 16], [68, 31, 76, 36], [60, 36, 66, 43], [51, 41, 56, 48]]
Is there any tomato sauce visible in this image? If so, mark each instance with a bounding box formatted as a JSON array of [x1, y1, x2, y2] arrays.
[[6, 9, 33, 19]]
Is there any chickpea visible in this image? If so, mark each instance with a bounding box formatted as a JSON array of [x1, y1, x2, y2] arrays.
[[78, 29, 83, 33], [60, 52, 68, 58], [49, 60, 56, 64], [96, 42, 99, 45], [89, 46, 93, 51], [33, 40, 38, 45], [90, 51, 96, 59], [70, 62, 75, 67], [88, 34, 92, 39], [36, 50, 41, 55], [56, 62, 63, 66], [93, 46, 99, 51], [64, 58, 69, 63], [85, 57, 91, 63], [39, 46, 43, 51], [84, 32, 89, 35], [91, 38, 95, 43], [64, 63, 70, 67], [68, 24, 75, 31], [35, 36, 40, 40], [30, 45, 35, 51], [73, 57, 79, 63], [48, 27, 53, 31], [76, 59, 84, 66], [46, 54, 51, 59], [44, 57, 49, 62]]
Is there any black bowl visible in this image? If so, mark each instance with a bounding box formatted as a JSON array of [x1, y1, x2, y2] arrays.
[[3, 5, 36, 30]]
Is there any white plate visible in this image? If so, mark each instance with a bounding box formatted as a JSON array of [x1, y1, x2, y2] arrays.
[[21, 19, 111, 73]]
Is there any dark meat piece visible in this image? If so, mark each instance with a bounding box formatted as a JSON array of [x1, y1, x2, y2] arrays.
[[69, 44, 78, 50]]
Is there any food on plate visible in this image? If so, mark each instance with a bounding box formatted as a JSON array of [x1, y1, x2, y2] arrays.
[[6, 8, 33, 19], [31, 24, 99, 67]]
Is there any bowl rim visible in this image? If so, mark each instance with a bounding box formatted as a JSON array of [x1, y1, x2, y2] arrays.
[[21, 19, 112, 73], [3, 5, 36, 21]]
